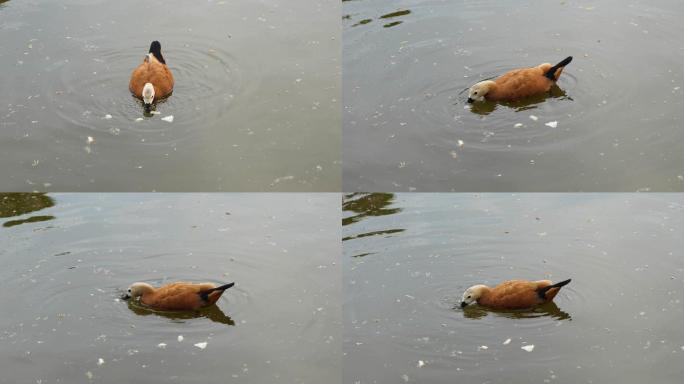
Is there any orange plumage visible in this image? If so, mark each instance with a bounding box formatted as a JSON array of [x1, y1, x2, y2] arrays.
[[125, 281, 234, 311], [467, 56, 572, 103], [129, 41, 174, 106], [461, 279, 571, 310]]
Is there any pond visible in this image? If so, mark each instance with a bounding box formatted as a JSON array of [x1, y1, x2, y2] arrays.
[[343, 193, 684, 383], [0, 0, 340, 191], [0, 193, 340, 383], [343, 0, 684, 191]]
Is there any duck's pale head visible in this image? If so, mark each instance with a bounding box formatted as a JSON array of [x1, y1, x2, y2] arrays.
[[142, 82, 155, 108], [460, 284, 487, 308], [467, 80, 495, 103], [123, 282, 155, 300]]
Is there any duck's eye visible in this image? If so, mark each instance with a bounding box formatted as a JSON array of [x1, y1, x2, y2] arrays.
[[474, 91, 478, 95], [128, 289, 131, 293], [467, 295, 471, 299]]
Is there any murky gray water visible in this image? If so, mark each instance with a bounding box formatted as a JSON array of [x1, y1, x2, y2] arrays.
[[343, 193, 684, 383], [0, 0, 340, 191], [0, 193, 340, 383], [343, 0, 684, 191]]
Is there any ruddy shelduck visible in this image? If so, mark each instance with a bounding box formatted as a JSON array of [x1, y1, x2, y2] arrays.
[[467, 56, 572, 103], [460, 278, 571, 310], [129, 41, 174, 110], [124, 281, 235, 311]]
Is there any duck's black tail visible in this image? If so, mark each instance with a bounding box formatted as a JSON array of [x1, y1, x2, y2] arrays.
[[210, 282, 235, 292], [199, 282, 235, 302], [537, 278, 571, 298], [544, 56, 572, 80], [149, 40, 165, 64]]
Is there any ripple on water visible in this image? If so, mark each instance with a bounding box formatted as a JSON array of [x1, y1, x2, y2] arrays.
[[52, 36, 243, 146]]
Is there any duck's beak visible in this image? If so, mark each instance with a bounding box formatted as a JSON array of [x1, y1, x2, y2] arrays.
[[460, 301, 468, 308], [467, 98, 475, 104]]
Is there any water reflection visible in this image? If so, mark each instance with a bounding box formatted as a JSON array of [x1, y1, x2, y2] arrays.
[[468, 84, 570, 116], [461, 302, 571, 321], [342, 193, 401, 226], [126, 299, 235, 326], [0, 193, 55, 228], [349, 8, 411, 28]]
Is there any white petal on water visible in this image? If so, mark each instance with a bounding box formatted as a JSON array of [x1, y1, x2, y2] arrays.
[[503, 338, 511, 345], [157, 343, 167, 349], [97, 358, 104, 366], [161, 115, 174, 123], [87, 136, 94, 144], [545, 121, 558, 128], [529, 115, 538, 121], [514, 123, 523, 128], [478, 345, 488, 350], [135, 117, 143, 122], [194, 342, 208, 350], [104, 114, 112, 119], [417, 360, 425, 368], [177, 335, 184, 342], [457, 139, 464, 147], [521, 344, 535, 352]]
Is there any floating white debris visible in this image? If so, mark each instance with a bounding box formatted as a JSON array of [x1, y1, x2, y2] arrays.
[[503, 338, 511, 345], [104, 114, 112, 119], [479, 345, 488, 350], [521, 344, 535, 352], [135, 117, 143, 122], [514, 123, 523, 128], [86, 371, 93, 380], [545, 121, 558, 128], [457, 139, 465, 148], [87, 136, 94, 144], [194, 342, 208, 350], [157, 343, 167, 349], [177, 335, 184, 342], [161, 115, 174, 123], [417, 360, 425, 368], [97, 358, 104, 366], [402, 374, 410, 382], [150, 111, 161, 115], [529, 115, 538, 121]]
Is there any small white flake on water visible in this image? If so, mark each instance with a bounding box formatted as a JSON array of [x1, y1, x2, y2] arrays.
[[417, 360, 425, 368], [157, 343, 167, 349], [457, 139, 464, 147], [135, 117, 143, 122], [104, 114, 112, 119], [529, 115, 538, 121], [97, 358, 104, 366], [177, 335, 184, 342], [514, 123, 523, 128], [402, 374, 410, 382], [521, 345, 535, 352], [161, 115, 174, 123], [503, 338, 511, 345], [87, 136, 94, 144], [194, 342, 208, 350], [150, 111, 161, 115], [545, 121, 558, 128], [479, 345, 488, 350], [85, 371, 93, 380]]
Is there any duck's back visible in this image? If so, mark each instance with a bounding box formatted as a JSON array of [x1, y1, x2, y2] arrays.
[[488, 66, 553, 101], [129, 56, 174, 98], [142, 282, 215, 311], [479, 280, 547, 309]]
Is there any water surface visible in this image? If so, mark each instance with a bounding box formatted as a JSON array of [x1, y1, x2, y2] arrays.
[[343, 193, 684, 383], [344, 0, 684, 191], [0, 193, 340, 383], [0, 0, 340, 191]]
